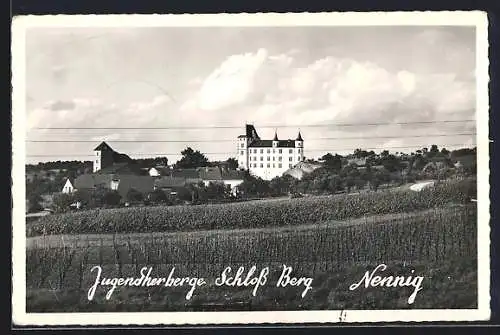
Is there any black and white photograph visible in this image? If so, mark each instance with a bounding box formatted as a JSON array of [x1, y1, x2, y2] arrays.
[[12, 12, 490, 325]]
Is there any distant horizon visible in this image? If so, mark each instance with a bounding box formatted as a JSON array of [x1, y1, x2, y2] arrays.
[[25, 143, 477, 167]]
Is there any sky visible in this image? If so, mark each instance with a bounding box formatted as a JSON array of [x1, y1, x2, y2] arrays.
[[25, 25, 477, 164]]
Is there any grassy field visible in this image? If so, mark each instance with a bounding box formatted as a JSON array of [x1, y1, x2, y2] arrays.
[[26, 202, 477, 312]]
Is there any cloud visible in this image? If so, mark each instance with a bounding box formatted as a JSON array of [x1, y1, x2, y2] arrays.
[[48, 100, 76, 111], [184, 48, 475, 129]]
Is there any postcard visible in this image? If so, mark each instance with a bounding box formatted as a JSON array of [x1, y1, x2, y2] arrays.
[[11, 11, 490, 325]]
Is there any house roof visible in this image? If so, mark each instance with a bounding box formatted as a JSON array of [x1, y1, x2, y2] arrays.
[[170, 168, 201, 179], [97, 162, 138, 175], [198, 167, 222, 180], [73, 174, 155, 199], [154, 176, 187, 188], [74, 174, 113, 189], [197, 167, 245, 181], [114, 175, 155, 198], [94, 141, 114, 151], [112, 151, 132, 163], [296, 131, 303, 141], [248, 139, 296, 148]]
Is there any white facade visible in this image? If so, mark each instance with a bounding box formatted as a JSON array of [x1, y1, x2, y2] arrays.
[[237, 125, 304, 180], [61, 178, 75, 194], [149, 167, 161, 177], [93, 150, 101, 173]]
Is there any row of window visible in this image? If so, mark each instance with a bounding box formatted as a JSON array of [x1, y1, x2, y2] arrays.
[[239, 148, 300, 154], [240, 149, 301, 155], [247, 156, 301, 162], [249, 163, 293, 169]]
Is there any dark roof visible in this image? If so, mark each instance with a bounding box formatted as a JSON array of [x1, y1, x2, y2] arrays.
[[237, 135, 247, 138], [198, 167, 245, 181], [94, 141, 114, 151], [96, 162, 138, 175], [154, 177, 187, 188], [221, 170, 245, 180], [246, 124, 260, 139], [114, 175, 155, 198], [112, 151, 132, 163], [273, 131, 279, 141], [74, 174, 113, 189], [248, 139, 296, 148], [74, 174, 155, 198], [296, 131, 303, 141], [169, 169, 200, 179], [198, 167, 222, 180]]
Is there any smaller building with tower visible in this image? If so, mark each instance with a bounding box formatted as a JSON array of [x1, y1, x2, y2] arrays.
[[237, 124, 304, 180]]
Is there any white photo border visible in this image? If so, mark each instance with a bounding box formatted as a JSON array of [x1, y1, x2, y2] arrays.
[[11, 11, 491, 325]]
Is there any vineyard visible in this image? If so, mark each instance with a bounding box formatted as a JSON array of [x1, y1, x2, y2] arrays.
[[26, 204, 477, 311], [27, 179, 476, 237]]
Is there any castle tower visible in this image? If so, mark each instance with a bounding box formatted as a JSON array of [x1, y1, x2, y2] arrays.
[[272, 130, 279, 148], [237, 124, 260, 170], [93, 141, 114, 173], [295, 131, 304, 162]]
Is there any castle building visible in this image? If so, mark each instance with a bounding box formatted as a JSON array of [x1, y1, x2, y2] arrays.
[[237, 124, 304, 180]]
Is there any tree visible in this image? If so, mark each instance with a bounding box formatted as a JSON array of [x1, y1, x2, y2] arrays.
[[441, 148, 450, 156], [175, 147, 210, 169], [27, 193, 43, 213], [126, 188, 143, 203], [226, 157, 238, 170], [321, 153, 342, 172], [52, 193, 75, 213], [102, 190, 121, 207], [148, 189, 168, 204]]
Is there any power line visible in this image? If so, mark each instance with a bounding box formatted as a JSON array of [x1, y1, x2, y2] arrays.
[[29, 119, 475, 130], [26, 143, 476, 158], [26, 133, 477, 143]]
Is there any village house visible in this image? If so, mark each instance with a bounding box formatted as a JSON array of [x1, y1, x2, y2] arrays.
[[198, 166, 245, 195], [61, 178, 75, 194], [73, 174, 156, 203]]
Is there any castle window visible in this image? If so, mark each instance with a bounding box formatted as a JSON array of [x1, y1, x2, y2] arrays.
[[279, 149, 282, 154], [260, 156, 263, 161], [240, 143, 244, 148], [272, 156, 275, 161], [289, 157, 293, 161], [278, 157, 282, 162], [267, 163, 270, 168], [260, 163, 263, 168], [289, 149, 293, 154], [298, 149, 301, 153], [289, 164, 293, 168], [298, 156, 301, 161], [254, 163, 257, 168], [273, 149, 275, 153], [240, 151, 244, 155], [267, 157, 270, 161], [272, 163, 275, 168], [267, 149, 270, 153], [278, 163, 282, 168], [260, 149, 264, 154], [96, 152, 100, 156], [95, 160, 98, 164]]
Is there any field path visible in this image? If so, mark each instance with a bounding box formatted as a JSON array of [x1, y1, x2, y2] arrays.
[[26, 206, 468, 250]]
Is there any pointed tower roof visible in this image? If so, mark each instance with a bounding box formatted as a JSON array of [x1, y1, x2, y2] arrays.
[[94, 141, 114, 151], [273, 130, 279, 141], [296, 131, 303, 141]]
